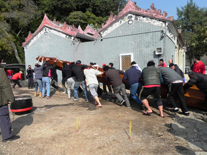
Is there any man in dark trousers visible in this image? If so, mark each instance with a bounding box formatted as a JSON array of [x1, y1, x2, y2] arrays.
[[160, 67, 189, 116], [62, 62, 68, 93], [0, 55, 20, 142], [184, 72, 207, 110], [124, 61, 142, 105], [71, 60, 89, 101], [104, 66, 130, 107], [27, 65, 34, 89], [139, 61, 164, 117]]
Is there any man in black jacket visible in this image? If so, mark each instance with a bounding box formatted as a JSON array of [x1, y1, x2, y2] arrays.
[[27, 65, 34, 89], [104, 66, 130, 107], [71, 60, 89, 101], [62, 62, 77, 99], [169, 63, 185, 82], [184, 72, 207, 109]]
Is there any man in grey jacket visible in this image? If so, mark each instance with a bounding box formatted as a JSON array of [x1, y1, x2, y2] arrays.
[[0, 55, 20, 142], [160, 67, 189, 116]]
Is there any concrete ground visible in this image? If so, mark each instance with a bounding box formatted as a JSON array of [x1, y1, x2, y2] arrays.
[[0, 82, 207, 155]]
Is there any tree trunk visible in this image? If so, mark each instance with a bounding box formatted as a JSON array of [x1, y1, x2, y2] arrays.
[[4, 30, 23, 64], [11, 42, 23, 64]]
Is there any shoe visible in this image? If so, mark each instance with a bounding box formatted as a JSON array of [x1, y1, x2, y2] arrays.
[[143, 111, 153, 115], [183, 112, 189, 116], [173, 107, 179, 112], [2, 135, 20, 142], [85, 99, 89, 102], [63, 91, 66, 93], [47, 97, 50, 99], [126, 106, 131, 108], [119, 100, 125, 106], [73, 98, 79, 101]]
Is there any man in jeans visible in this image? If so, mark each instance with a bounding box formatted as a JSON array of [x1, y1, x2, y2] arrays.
[[104, 66, 130, 107], [71, 60, 89, 101], [34, 56, 44, 97], [124, 61, 142, 105]]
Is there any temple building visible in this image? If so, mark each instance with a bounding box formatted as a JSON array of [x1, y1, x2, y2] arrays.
[[23, 0, 185, 83]]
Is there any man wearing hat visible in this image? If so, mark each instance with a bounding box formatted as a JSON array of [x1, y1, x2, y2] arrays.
[[11, 71, 23, 88], [169, 63, 185, 82], [0, 55, 20, 142]]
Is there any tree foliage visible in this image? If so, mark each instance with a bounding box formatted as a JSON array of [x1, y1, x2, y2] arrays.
[[0, 0, 127, 63], [175, 0, 207, 64]]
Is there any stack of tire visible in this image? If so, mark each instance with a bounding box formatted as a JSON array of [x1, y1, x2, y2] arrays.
[[10, 96, 33, 115]]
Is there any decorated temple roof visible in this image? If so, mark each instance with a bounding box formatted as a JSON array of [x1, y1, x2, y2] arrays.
[[23, 0, 179, 47], [22, 14, 99, 47], [100, 0, 173, 32]]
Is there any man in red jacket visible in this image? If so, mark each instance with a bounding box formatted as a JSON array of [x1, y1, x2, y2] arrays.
[[158, 59, 167, 67], [192, 55, 205, 74], [11, 71, 22, 88], [6, 69, 13, 82]]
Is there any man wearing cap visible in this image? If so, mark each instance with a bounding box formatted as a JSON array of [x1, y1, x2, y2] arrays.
[[84, 64, 103, 107], [71, 60, 89, 101], [169, 63, 185, 82], [0, 55, 20, 142], [124, 61, 142, 105], [160, 67, 189, 116], [11, 71, 23, 88]]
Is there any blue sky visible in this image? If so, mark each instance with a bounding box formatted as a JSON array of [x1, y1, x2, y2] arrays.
[[133, 0, 206, 20]]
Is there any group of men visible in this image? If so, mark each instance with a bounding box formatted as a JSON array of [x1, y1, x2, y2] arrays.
[[1, 53, 207, 143], [124, 59, 188, 118]]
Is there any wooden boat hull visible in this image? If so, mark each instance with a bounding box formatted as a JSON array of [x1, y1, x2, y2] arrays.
[[36, 56, 206, 110]]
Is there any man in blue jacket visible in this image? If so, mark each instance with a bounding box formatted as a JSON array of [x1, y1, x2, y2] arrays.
[[124, 61, 142, 105]]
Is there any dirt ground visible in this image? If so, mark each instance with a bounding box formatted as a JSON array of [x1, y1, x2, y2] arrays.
[[0, 84, 206, 155]]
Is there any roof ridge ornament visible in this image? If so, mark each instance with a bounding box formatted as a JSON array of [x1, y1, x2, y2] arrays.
[[100, 0, 173, 32]]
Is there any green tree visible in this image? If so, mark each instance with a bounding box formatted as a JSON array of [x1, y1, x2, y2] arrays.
[[66, 11, 87, 28], [192, 23, 207, 56], [0, 0, 39, 64], [176, 0, 207, 65]]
